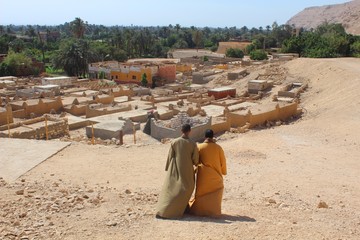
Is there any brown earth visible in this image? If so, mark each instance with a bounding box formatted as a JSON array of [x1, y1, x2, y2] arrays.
[[287, 0, 360, 35], [1, 58, 360, 239]]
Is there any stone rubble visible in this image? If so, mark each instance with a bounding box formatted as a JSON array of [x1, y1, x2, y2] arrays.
[[0, 178, 159, 239]]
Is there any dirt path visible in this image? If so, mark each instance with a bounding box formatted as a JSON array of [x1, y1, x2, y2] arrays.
[[1, 58, 360, 240]]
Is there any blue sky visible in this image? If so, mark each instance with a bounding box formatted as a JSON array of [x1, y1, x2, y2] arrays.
[[0, 0, 351, 27]]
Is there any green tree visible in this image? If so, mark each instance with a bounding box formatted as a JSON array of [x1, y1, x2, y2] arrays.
[[175, 24, 181, 33], [249, 50, 268, 60], [192, 30, 203, 51], [70, 18, 86, 39], [53, 39, 98, 77], [9, 38, 26, 52], [350, 41, 360, 57], [0, 51, 33, 76], [225, 48, 244, 58], [0, 34, 16, 53], [141, 73, 148, 87]]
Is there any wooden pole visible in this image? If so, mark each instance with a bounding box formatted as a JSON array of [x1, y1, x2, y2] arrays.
[[119, 130, 123, 145], [6, 111, 11, 138], [44, 115, 49, 140], [91, 123, 95, 145], [133, 126, 136, 144]]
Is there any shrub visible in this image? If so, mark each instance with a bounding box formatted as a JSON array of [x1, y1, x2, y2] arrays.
[[141, 73, 148, 87], [225, 48, 244, 58], [249, 50, 268, 60], [350, 41, 360, 57]]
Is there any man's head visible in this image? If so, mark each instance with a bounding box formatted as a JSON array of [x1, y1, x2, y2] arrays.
[[205, 129, 214, 139], [181, 124, 191, 136]]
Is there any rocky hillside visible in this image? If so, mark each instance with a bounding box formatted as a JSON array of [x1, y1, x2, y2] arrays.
[[287, 0, 360, 35]]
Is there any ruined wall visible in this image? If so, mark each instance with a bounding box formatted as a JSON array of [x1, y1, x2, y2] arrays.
[[211, 118, 231, 135], [110, 87, 134, 97], [249, 108, 279, 127], [0, 105, 13, 126], [85, 104, 132, 118], [157, 110, 175, 120], [216, 64, 228, 70], [278, 102, 298, 120], [12, 109, 26, 119], [158, 65, 176, 82], [227, 102, 300, 128], [0, 116, 68, 139], [150, 116, 211, 142], [228, 112, 250, 128], [187, 95, 214, 105], [95, 95, 114, 105], [23, 97, 63, 117], [64, 104, 87, 116], [176, 64, 192, 73]]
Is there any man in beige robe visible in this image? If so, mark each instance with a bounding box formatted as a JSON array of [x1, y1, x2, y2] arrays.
[[156, 124, 199, 219]]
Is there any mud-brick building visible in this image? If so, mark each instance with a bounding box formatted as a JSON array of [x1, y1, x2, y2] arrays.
[[88, 60, 176, 85]]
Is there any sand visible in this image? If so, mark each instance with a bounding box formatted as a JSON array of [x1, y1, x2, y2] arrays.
[[1, 58, 360, 239]]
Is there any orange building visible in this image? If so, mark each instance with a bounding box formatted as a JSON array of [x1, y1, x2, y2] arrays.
[[89, 61, 176, 86]]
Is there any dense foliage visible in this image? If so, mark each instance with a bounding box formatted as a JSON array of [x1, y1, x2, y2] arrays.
[[225, 48, 244, 58], [0, 19, 359, 76], [0, 51, 33, 76], [281, 23, 360, 58], [249, 50, 268, 60]]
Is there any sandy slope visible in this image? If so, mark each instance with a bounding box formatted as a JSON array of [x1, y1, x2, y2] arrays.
[[1, 58, 360, 240]]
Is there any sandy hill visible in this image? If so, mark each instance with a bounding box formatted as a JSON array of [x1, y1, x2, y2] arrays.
[[287, 0, 360, 35]]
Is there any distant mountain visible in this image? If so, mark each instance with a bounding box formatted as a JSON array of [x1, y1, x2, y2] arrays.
[[287, 0, 360, 35]]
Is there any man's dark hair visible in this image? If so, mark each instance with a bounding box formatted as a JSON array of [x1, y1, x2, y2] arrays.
[[205, 129, 214, 139], [181, 124, 191, 133]]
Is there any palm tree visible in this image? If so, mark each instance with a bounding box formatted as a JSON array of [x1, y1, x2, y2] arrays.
[[175, 24, 181, 33], [70, 18, 86, 39], [192, 30, 203, 51], [266, 25, 271, 35], [53, 39, 97, 77]]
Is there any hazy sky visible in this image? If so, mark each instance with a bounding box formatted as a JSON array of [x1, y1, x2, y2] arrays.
[[0, 0, 351, 27]]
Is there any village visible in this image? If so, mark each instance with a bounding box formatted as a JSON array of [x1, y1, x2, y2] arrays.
[[0, 49, 305, 145]]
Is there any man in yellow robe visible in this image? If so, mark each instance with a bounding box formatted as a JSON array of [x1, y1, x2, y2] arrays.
[[156, 124, 199, 219], [190, 129, 227, 216]]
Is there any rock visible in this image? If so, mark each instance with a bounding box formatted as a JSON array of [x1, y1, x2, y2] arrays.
[[317, 200, 329, 208], [106, 221, 117, 227], [268, 199, 277, 204], [75, 204, 84, 210], [16, 189, 24, 195], [13, 220, 20, 226], [125, 189, 131, 194], [278, 203, 289, 209]]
